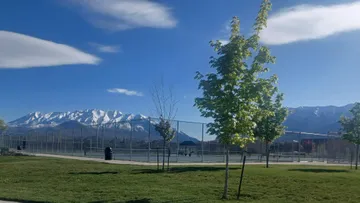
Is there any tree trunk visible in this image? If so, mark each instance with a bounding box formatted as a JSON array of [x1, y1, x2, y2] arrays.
[[157, 148, 159, 171], [356, 144, 359, 170], [222, 146, 229, 199], [167, 146, 170, 171], [162, 139, 166, 171], [266, 142, 270, 168]]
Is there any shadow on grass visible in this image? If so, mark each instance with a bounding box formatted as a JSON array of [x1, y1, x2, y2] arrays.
[[89, 199, 151, 203], [69, 171, 119, 175], [132, 166, 227, 174], [288, 168, 349, 173], [0, 197, 49, 203], [238, 193, 258, 201], [126, 198, 152, 203]]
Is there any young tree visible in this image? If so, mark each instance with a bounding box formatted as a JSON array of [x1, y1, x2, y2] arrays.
[[195, 0, 276, 199], [339, 103, 360, 170], [0, 119, 7, 149], [254, 90, 288, 168], [151, 79, 177, 171], [0, 119, 6, 131]]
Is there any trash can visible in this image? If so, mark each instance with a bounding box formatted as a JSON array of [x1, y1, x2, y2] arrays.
[[104, 147, 113, 160]]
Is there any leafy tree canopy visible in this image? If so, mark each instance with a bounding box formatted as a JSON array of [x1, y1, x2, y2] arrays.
[[155, 117, 176, 142], [254, 89, 288, 143], [195, 0, 277, 147], [0, 119, 7, 131], [340, 103, 360, 145]]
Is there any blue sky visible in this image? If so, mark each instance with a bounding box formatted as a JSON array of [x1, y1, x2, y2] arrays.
[[1, 0, 360, 122]]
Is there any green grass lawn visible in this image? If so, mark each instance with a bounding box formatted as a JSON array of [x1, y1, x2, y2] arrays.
[[0, 156, 360, 203]]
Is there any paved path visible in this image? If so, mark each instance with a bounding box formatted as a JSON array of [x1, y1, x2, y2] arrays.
[[29, 153, 351, 167]]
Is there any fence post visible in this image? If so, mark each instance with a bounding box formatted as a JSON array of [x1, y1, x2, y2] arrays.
[[40, 133, 43, 153], [292, 142, 294, 162], [176, 121, 180, 162], [130, 120, 133, 161], [89, 137, 92, 154], [9, 134, 12, 149], [18, 135, 21, 149], [201, 123, 204, 163], [96, 125, 99, 152], [298, 140, 301, 162], [102, 126, 105, 150], [113, 123, 117, 159], [72, 129, 75, 156], [148, 117, 151, 162], [80, 128, 83, 154], [45, 131, 47, 154], [0, 131, 3, 148], [36, 132, 38, 153], [64, 131, 67, 154], [59, 131, 62, 153], [52, 132, 54, 153]]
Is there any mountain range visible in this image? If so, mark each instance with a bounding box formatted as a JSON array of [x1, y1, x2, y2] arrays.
[[7, 104, 353, 141], [7, 109, 199, 143], [284, 104, 353, 133]]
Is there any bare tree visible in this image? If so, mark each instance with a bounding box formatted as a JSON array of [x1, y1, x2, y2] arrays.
[[151, 78, 178, 171]]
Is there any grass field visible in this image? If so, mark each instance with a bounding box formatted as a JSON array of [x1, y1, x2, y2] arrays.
[[0, 156, 359, 203]]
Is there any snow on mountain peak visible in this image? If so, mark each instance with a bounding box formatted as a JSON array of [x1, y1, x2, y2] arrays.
[[9, 109, 148, 128]]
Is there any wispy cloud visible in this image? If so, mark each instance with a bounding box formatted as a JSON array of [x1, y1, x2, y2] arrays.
[[218, 40, 229, 45], [72, 0, 177, 31], [260, 2, 360, 45], [0, 31, 100, 69], [89, 42, 120, 53], [215, 19, 232, 45], [107, 88, 143, 96]]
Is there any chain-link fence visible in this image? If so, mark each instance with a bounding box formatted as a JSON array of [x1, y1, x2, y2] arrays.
[[0, 118, 355, 164]]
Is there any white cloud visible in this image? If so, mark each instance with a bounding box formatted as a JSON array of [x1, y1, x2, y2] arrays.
[[260, 1, 360, 45], [72, 0, 177, 31], [89, 42, 120, 53], [218, 40, 229, 45], [107, 88, 143, 96], [0, 31, 100, 69]]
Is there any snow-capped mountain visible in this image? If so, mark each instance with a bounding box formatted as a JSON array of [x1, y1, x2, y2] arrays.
[[7, 104, 354, 141], [8, 109, 199, 143], [284, 104, 353, 133], [9, 109, 147, 128]]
